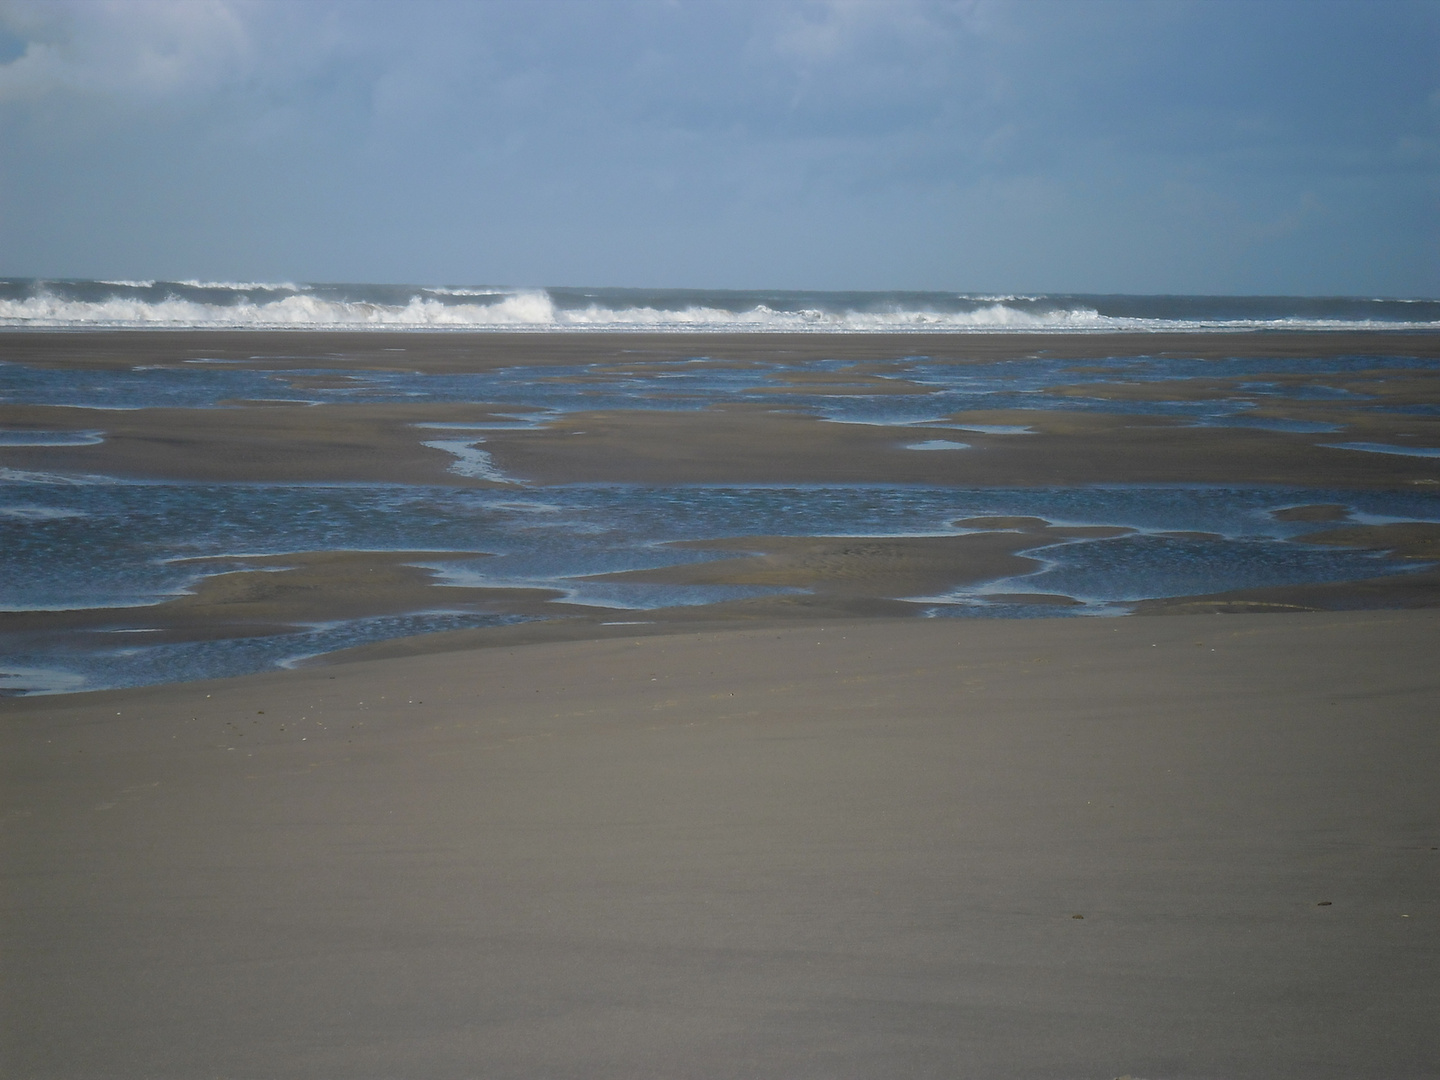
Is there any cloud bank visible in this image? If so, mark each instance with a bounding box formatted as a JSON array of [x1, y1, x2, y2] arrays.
[[0, 0, 1435, 294]]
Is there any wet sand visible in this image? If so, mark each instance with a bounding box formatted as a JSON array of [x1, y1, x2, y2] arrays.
[[4, 331, 1439, 489], [5, 328, 1439, 371], [6, 398, 1439, 490], [479, 405, 1440, 488], [4, 329, 1440, 681], [3, 612, 1438, 1078], [586, 525, 1130, 599]]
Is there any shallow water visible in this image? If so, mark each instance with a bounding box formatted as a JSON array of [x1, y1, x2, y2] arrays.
[[3, 343, 1438, 692], [4, 351, 1436, 423], [1322, 442, 1440, 458], [2, 476, 1435, 692]]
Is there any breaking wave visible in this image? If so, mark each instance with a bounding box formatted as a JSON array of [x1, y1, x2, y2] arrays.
[[1, 281, 1436, 332], [175, 279, 303, 292]]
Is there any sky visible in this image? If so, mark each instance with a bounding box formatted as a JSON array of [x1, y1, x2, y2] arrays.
[[0, 0, 1436, 296]]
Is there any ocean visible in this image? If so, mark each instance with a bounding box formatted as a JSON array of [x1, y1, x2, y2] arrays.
[[2, 280, 1439, 332]]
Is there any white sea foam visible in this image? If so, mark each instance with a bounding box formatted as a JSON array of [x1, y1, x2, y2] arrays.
[[0, 429, 106, 446], [0, 466, 111, 485], [421, 439, 521, 483], [0, 290, 556, 328], [6, 288, 1437, 332], [175, 279, 303, 291], [948, 424, 1035, 435], [1322, 442, 1440, 458], [906, 440, 971, 450], [0, 505, 88, 521], [423, 286, 512, 297]]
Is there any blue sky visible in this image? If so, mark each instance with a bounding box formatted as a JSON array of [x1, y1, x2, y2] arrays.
[[0, 0, 1435, 295]]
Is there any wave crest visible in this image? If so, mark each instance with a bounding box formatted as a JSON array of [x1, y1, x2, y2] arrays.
[[2, 286, 1436, 332], [0, 291, 1118, 331]]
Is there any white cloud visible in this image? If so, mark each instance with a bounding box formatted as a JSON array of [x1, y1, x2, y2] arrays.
[[0, 0, 1432, 293], [0, 0, 258, 104]]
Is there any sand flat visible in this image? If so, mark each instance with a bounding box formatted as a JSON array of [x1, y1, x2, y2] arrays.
[[6, 398, 1436, 487], [4, 329, 1438, 371], [3, 611, 1437, 1078], [5, 331, 1438, 488]]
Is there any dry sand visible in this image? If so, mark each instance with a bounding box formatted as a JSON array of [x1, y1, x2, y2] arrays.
[[3, 612, 1438, 1079]]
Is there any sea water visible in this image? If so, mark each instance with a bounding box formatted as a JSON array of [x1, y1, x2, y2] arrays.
[[2, 280, 1439, 331], [2, 283, 1437, 692], [2, 477, 1434, 693]]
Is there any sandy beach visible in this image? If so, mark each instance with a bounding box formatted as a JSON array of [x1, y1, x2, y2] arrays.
[[3, 611, 1438, 1078], [3, 330, 1439, 1076], [6, 0, 1437, 1071]]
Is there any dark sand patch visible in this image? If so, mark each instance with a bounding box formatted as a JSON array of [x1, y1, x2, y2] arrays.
[[1272, 503, 1354, 523], [1294, 522, 1440, 560], [585, 521, 1129, 603], [3, 612, 1436, 1078], [565, 520, 1132, 614], [586, 533, 1050, 600]]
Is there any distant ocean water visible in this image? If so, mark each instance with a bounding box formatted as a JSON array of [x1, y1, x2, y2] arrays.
[[2, 280, 1438, 332]]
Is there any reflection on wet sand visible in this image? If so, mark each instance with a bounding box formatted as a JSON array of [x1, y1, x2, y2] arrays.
[[2, 330, 1437, 692]]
